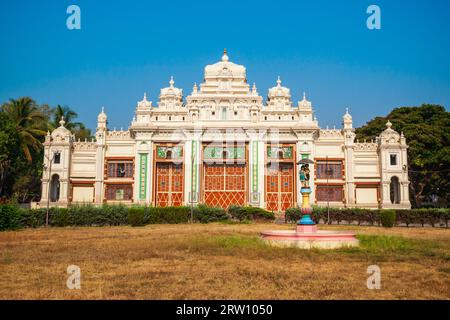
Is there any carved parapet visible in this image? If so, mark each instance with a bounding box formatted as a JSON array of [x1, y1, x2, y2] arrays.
[[73, 141, 97, 151], [106, 130, 131, 140], [354, 142, 378, 151]]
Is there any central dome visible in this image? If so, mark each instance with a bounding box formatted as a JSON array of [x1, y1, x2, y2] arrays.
[[204, 49, 246, 80]]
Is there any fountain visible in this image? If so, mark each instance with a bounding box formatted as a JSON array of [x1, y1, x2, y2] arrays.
[[261, 160, 359, 249]]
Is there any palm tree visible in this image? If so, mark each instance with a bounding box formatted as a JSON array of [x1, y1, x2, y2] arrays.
[[50, 105, 82, 131], [1, 97, 47, 163]]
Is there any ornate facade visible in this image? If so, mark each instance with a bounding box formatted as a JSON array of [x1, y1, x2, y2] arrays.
[[40, 51, 411, 211]]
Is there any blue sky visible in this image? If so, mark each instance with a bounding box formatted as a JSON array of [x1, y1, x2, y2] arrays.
[[1, 0, 449, 130]]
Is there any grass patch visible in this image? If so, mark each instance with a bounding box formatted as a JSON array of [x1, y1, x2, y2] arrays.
[[189, 235, 263, 252], [335, 234, 448, 261], [0, 224, 449, 299]]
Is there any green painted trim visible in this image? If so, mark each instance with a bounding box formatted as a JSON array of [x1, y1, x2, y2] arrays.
[[252, 141, 258, 192], [139, 153, 148, 200], [191, 141, 197, 194]]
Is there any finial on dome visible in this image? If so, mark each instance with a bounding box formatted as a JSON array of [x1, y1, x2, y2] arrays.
[[101, 106, 105, 113], [169, 76, 174, 87], [59, 116, 66, 127], [193, 82, 198, 93], [386, 120, 392, 129], [143, 92, 147, 101], [303, 91, 307, 100], [222, 48, 229, 62], [252, 82, 257, 93], [345, 107, 349, 114], [277, 76, 281, 86]]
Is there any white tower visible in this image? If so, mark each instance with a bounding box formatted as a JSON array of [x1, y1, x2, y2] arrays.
[[379, 121, 410, 208], [41, 117, 73, 206]]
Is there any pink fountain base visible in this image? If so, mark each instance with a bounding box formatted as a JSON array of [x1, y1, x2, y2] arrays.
[[261, 229, 359, 249]]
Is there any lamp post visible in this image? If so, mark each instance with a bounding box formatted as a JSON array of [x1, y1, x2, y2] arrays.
[[43, 149, 60, 227]]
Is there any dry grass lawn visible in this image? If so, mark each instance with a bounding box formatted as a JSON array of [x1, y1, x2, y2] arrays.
[[0, 223, 449, 300]]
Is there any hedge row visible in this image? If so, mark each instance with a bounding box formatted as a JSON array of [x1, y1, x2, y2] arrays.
[[285, 207, 450, 228], [0, 204, 275, 231]]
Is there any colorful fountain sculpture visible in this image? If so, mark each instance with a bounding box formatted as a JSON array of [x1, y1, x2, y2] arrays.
[[261, 160, 359, 249]]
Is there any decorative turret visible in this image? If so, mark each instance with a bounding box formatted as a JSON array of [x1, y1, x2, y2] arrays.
[[343, 107, 353, 130], [379, 120, 401, 145], [137, 92, 152, 109], [298, 92, 312, 109], [252, 83, 258, 95], [96, 107, 107, 144], [97, 107, 107, 130], [158, 76, 183, 110], [266, 76, 292, 110]]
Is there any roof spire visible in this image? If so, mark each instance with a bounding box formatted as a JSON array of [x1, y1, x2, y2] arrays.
[[386, 120, 392, 129], [277, 76, 281, 86], [303, 91, 306, 100], [222, 48, 229, 62], [169, 76, 174, 87], [59, 116, 66, 127]]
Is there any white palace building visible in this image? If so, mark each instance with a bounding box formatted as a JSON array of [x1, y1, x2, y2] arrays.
[[40, 50, 411, 211]]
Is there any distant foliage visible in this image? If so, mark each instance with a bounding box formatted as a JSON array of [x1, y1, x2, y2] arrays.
[[285, 207, 449, 228]]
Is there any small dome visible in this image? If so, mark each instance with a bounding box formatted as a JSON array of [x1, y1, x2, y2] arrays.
[[137, 93, 152, 108], [160, 76, 183, 97], [343, 107, 352, 122], [97, 106, 107, 122], [268, 76, 291, 99], [51, 116, 71, 138]]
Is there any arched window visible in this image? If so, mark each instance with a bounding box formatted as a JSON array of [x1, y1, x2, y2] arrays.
[[50, 174, 60, 202], [277, 150, 284, 159], [166, 150, 172, 159], [390, 176, 400, 204], [221, 107, 227, 120]]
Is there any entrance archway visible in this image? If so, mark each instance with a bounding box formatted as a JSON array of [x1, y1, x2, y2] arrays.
[[390, 176, 400, 204], [50, 174, 60, 202]]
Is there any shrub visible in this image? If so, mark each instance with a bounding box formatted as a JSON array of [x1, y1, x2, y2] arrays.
[[285, 207, 302, 223], [128, 207, 145, 226], [0, 205, 22, 231], [194, 205, 229, 223], [144, 206, 191, 224], [379, 210, 396, 228], [228, 205, 275, 221], [20, 208, 46, 228]]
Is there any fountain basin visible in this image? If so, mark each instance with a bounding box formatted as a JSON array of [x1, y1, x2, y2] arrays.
[[261, 229, 359, 249]]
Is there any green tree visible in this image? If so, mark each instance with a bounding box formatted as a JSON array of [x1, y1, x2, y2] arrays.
[[0, 113, 20, 197], [50, 104, 81, 131], [356, 104, 450, 208], [1, 97, 47, 163], [50, 104, 92, 140]]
